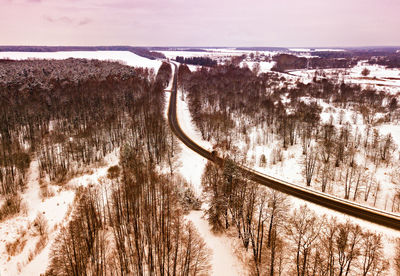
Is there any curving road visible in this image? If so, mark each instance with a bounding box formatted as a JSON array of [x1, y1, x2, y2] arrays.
[[167, 63, 400, 231]]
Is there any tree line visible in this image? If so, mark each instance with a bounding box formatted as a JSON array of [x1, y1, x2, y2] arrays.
[[175, 56, 217, 67], [271, 54, 357, 72]]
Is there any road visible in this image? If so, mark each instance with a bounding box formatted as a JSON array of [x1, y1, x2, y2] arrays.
[[167, 63, 400, 231]]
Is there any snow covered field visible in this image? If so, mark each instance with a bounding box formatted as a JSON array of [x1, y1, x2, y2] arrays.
[[240, 61, 276, 73], [0, 51, 162, 72], [160, 48, 273, 59], [0, 160, 74, 275]]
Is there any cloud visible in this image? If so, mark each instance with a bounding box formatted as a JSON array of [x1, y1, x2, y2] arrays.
[[44, 15, 73, 24], [43, 15, 91, 26], [78, 18, 92, 26]]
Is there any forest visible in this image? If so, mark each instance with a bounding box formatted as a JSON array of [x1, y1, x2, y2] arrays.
[[0, 59, 211, 275], [368, 54, 400, 68]]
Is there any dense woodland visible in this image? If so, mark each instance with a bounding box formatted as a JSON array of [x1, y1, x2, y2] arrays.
[[175, 56, 217, 67], [272, 54, 357, 72], [0, 58, 162, 197], [0, 59, 211, 275], [368, 54, 400, 68]]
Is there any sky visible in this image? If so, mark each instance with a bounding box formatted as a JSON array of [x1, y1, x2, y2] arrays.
[[1, 0, 399, 47]]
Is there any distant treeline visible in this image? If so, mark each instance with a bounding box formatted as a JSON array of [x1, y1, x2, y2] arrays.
[[149, 47, 208, 52], [272, 54, 357, 72], [175, 56, 217, 67], [0, 46, 165, 60], [236, 47, 288, 52], [368, 54, 400, 68]]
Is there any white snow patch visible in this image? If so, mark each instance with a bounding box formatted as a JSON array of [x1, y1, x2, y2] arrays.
[[377, 124, 400, 148], [241, 61, 276, 73], [289, 48, 311, 52], [186, 211, 246, 276]]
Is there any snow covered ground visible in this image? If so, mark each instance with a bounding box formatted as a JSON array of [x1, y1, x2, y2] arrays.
[[0, 51, 162, 73], [160, 48, 273, 59], [186, 211, 246, 275], [289, 61, 400, 94], [0, 153, 118, 275], [160, 48, 278, 69], [174, 90, 212, 196], [0, 160, 75, 275]]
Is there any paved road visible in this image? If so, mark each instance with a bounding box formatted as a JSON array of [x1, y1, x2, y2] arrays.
[[167, 63, 400, 231]]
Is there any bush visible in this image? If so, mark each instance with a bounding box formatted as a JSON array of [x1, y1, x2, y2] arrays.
[[107, 165, 120, 179], [33, 212, 49, 236], [361, 68, 370, 76], [0, 194, 22, 221], [270, 148, 283, 165], [259, 154, 267, 167], [6, 237, 27, 256]]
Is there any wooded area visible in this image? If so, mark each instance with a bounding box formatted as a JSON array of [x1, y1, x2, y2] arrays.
[[0, 59, 211, 275]]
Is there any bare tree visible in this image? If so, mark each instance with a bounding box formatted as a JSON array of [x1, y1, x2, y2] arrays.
[[286, 205, 322, 276], [33, 212, 49, 237], [360, 231, 388, 276], [395, 238, 400, 275], [303, 146, 318, 186], [335, 221, 362, 276]]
